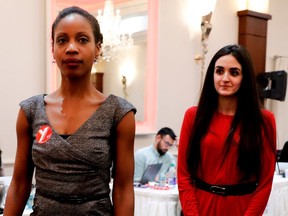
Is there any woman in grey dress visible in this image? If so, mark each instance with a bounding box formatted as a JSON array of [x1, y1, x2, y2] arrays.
[[4, 6, 136, 216]]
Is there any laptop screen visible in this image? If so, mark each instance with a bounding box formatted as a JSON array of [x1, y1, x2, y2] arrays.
[[139, 163, 163, 185]]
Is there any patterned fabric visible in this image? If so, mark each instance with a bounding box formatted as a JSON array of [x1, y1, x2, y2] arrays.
[[20, 94, 136, 215]]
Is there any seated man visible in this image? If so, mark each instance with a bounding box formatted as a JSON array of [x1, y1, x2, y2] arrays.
[[134, 127, 177, 182]]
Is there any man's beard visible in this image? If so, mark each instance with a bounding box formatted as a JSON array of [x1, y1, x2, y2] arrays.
[[156, 141, 166, 156]]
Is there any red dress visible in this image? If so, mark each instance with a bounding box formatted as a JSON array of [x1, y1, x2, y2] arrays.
[[177, 107, 276, 216]]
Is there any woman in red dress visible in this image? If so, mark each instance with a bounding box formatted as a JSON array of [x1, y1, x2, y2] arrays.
[[178, 44, 276, 216]]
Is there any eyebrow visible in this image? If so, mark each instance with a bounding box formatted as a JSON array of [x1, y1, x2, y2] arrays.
[[55, 31, 90, 37], [76, 32, 90, 36], [215, 66, 241, 71]]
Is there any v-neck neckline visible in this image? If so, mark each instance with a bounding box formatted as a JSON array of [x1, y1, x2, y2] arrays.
[[42, 94, 113, 138]]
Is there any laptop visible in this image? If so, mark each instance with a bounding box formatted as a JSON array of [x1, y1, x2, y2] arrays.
[[138, 163, 163, 185]]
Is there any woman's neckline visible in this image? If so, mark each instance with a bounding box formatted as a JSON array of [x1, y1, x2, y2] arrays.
[[216, 110, 235, 117]]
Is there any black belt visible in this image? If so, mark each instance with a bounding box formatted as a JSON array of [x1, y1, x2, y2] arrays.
[[37, 188, 110, 204], [194, 177, 258, 196]]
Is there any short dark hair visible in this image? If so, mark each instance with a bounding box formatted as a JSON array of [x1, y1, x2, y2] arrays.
[[157, 127, 177, 140], [51, 6, 103, 46]]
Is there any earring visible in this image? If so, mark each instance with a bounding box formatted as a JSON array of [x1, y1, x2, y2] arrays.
[[52, 59, 56, 64]]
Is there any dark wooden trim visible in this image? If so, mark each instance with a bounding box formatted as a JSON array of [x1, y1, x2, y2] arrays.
[[91, 72, 104, 93], [237, 10, 272, 74], [237, 10, 272, 20]]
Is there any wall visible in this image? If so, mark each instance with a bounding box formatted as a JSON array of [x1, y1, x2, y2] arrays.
[[0, 0, 46, 173], [135, 0, 240, 151], [158, 0, 239, 130], [0, 0, 287, 175], [135, 0, 238, 154], [266, 0, 288, 149], [136, 0, 288, 152], [100, 42, 146, 122]]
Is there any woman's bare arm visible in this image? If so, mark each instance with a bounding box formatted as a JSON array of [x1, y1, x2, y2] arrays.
[[4, 108, 34, 216], [112, 111, 135, 216]]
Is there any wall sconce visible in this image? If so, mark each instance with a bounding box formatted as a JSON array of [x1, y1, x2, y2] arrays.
[[122, 75, 128, 99], [194, 12, 213, 61], [119, 60, 135, 99], [194, 0, 217, 89], [201, 12, 213, 49]]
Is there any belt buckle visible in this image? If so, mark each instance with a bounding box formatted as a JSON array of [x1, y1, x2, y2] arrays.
[[210, 185, 226, 195]]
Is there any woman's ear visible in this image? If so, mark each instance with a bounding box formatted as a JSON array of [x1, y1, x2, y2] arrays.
[[95, 42, 102, 57], [52, 53, 56, 63], [52, 41, 55, 54], [52, 45, 55, 60]]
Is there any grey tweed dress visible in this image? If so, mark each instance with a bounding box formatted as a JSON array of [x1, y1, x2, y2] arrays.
[[20, 94, 136, 216]]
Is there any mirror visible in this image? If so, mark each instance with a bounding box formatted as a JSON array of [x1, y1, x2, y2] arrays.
[[46, 0, 158, 134]]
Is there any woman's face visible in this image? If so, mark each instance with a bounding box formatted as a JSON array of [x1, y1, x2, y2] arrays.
[[52, 14, 100, 78], [214, 54, 243, 97]]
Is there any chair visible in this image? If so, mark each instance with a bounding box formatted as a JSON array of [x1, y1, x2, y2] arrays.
[[279, 141, 288, 162]]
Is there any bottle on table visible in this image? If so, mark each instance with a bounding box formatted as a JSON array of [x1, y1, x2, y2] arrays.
[[159, 173, 166, 187], [167, 163, 176, 186]]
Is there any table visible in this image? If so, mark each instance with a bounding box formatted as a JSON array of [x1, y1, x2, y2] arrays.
[[134, 185, 181, 216], [0, 175, 181, 216], [263, 175, 288, 216], [134, 175, 288, 216], [24, 185, 182, 216], [2, 175, 287, 216], [15, 186, 181, 216]]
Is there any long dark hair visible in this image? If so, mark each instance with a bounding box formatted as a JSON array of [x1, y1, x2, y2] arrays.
[[187, 44, 274, 181]]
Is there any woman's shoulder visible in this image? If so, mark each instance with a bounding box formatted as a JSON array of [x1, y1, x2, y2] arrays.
[[20, 94, 45, 106], [107, 94, 136, 113], [181, 106, 198, 123], [261, 109, 276, 130], [185, 106, 198, 115], [101, 94, 136, 124], [261, 108, 275, 120], [19, 94, 45, 124]]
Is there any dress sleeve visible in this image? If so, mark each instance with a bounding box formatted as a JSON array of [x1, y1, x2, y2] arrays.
[[244, 110, 277, 216], [19, 94, 44, 126], [177, 107, 199, 216]]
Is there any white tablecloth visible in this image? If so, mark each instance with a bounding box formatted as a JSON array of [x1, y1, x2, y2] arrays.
[[134, 176, 288, 216], [14, 186, 182, 216], [134, 185, 181, 216], [263, 175, 288, 216], [5, 175, 287, 216], [21, 187, 181, 216], [0, 176, 181, 216]]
